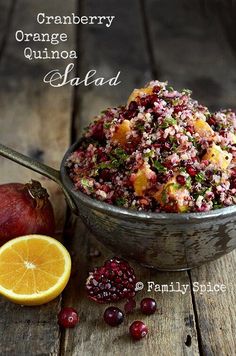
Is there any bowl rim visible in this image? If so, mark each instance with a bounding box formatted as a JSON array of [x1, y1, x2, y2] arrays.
[[61, 141, 236, 221]]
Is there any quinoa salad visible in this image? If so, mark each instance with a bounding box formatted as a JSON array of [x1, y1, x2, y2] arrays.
[[66, 80, 236, 213]]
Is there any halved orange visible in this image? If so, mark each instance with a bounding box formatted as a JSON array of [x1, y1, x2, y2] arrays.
[[0, 235, 71, 305]]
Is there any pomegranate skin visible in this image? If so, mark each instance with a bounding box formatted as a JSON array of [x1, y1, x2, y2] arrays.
[[0, 182, 55, 245]]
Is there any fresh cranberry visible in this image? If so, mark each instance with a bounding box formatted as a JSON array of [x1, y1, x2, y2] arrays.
[[176, 175, 186, 185], [124, 299, 136, 314], [103, 307, 124, 327], [186, 166, 197, 177], [129, 321, 148, 340], [58, 307, 79, 328], [140, 298, 157, 315]]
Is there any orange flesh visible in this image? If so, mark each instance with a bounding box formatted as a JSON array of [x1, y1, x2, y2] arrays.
[[0, 238, 65, 295]]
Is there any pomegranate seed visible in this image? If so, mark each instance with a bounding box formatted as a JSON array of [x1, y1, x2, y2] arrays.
[[129, 321, 148, 340], [58, 307, 79, 328], [124, 299, 136, 314], [103, 307, 124, 327], [186, 166, 197, 177], [176, 175, 186, 185], [86, 257, 136, 303], [140, 298, 157, 315], [230, 178, 236, 189]]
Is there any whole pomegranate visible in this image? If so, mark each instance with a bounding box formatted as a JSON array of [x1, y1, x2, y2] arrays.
[[0, 180, 55, 245]]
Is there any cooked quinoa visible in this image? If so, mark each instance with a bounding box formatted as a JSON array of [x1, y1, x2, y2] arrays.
[[66, 80, 236, 213]]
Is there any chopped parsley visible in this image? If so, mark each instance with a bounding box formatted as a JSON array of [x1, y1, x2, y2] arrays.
[[195, 172, 205, 183], [153, 160, 167, 172], [104, 121, 112, 129], [116, 197, 128, 207], [160, 117, 177, 129]]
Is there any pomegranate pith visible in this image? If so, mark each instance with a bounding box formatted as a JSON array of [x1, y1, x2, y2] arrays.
[[86, 257, 136, 303], [103, 307, 124, 326]]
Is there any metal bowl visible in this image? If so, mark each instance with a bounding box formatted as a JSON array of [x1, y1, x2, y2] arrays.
[[61, 142, 236, 271], [1, 142, 236, 271]]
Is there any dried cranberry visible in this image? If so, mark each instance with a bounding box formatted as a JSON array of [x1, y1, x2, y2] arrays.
[[103, 307, 124, 327], [207, 116, 216, 126], [140, 298, 157, 315], [186, 126, 194, 135], [186, 166, 197, 177], [100, 169, 111, 181], [58, 307, 79, 328], [174, 105, 186, 114], [176, 175, 186, 186], [230, 178, 236, 189], [91, 122, 105, 141], [129, 321, 148, 340]]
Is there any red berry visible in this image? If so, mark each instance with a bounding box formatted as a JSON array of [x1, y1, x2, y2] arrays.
[[186, 166, 197, 177], [153, 85, 161, 93], [140, 298, 157, 315], [58, 307, 79, 328], [129, 321, 148, 340], [86, 257, 137, 303], [207, 116, 216, 126], [103, 307, 124, 327], [124, 299, 136, 314], [176, 175, 186, 186]]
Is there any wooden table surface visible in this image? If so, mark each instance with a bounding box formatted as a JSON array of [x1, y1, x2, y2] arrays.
[[0, 1, 236, 355]]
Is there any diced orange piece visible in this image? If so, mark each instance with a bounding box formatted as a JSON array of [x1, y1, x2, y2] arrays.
[[133, 164, 155, 196], [193, 118, 214, 139], [202, 143, 232, 170], [127, 86, 154, 105], [228, 132, 236, 144], [153, 176, 190, 212], [111, 120, 132, 146]]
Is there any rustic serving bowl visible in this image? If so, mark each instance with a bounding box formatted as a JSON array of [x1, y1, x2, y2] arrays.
[[1, 141, 236, 271]]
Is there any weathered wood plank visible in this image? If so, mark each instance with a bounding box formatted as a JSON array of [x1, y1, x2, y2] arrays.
[[145, 0, 236, 111], [0, 1, 15, 54], [61, 1, 200, 355], [190, 251, 236, 355], [0, 0, 75, 354]]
